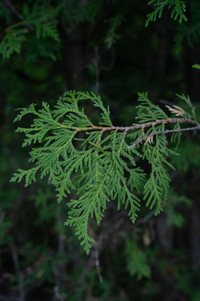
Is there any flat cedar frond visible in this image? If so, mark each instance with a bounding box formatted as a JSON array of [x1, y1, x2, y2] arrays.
[[143, 134, 171, 214], [136, 92, 168, 122], [11, 90, 200, 253]]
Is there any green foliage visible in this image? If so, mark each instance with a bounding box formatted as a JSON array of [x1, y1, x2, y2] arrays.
[[175, 93, 196, 119], [1, 0, 200, 298], [171, 140, 200, 173], [0, 3, 60, 59], [146, 0, 187, 27], [165, 190, 192, 227], [176, 0, 200, 47], [193, 64, 200, 70], [125, 241, 151, 280], [11, 90, 198, 253], [0, 29, 26, 59], [105, 13, 125, 48], [143, 134, 172, 215], [0, 3, 10, 23]]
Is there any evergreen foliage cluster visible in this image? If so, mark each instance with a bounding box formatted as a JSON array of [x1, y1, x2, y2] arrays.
[[1, 0, 200, 298], [0, 0, 190, 61], [11, 91, 199, 253], [0, 2, 60, 60], [177, 0, 200, 47], [146, 0, 187, 27]]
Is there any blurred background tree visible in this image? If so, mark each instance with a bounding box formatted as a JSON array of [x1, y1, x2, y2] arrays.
[[0, 0, 200, 300]]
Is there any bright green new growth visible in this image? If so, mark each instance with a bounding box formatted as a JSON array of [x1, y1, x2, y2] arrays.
[[11, 91, 199, 253]]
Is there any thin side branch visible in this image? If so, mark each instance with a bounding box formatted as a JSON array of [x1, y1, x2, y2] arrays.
[[128, 125, 200, 149]]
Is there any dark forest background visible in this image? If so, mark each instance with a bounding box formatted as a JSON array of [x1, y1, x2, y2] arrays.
[[0, 0, 200, 300]]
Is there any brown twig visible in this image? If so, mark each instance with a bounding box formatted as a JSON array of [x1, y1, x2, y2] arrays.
[[74, 117, 200, 133]]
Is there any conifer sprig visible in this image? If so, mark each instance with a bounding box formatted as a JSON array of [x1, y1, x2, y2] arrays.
[[11, 91, 200, 253], [146, 0, 187, 27]]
